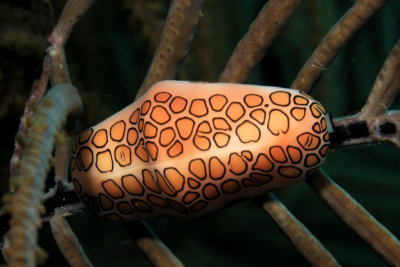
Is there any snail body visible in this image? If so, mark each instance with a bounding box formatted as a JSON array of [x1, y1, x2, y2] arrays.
[[71, 81, 330, 222]]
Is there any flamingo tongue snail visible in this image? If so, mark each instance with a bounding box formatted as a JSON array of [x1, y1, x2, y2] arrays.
[[70, 80, 330, 222]]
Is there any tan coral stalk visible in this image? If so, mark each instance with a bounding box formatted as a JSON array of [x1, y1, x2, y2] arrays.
[[332, 111, 400, 148], [9, 57, 50, 180], [292, 0, 389, 93], [124, 221, 185, 267], [360, 38, 400, 119], [50, 213, 94, 267], [4, 83, 82, 267], [308, 170, 400, 266], [137, 0, 204, 98], [331, 39, 400, 148], [49, 0, 95, 48], [259, 193, 340, 267], [219, 0, 303, 83]]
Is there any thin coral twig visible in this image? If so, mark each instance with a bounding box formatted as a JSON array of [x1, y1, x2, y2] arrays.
[[307, 169, 400, 266], [219, 0, 303, 83], [48, 51, 75, 184], [124, 220, 185, 267], [46, 0, 94, 85], [50, 212, 94, 267], [3, 83, 82, 267], [257, 193, 340, 267], [48, 48, 71, 86], [331, 111, 400, 148], [330, 38, 400, 148], [48, 0, 95, 85], [9, 57, 50, 179], [360, 38, 400, 119], [137, 0, 204, 98], [42, 183, 83, 220], [291, 0, 389, 93], [49, 0, 95, 49], [54, 130, 73, 184]]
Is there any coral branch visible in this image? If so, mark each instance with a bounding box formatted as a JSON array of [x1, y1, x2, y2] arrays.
[[307, 170, 400, 266], [48, 48, 70, 85], [122, 0, 166, 52], [3, 83, 82, 267], [360, 38, 400, 118], [42, 183, 83, 221], [50, 212, 93, 267], [124, 220, 184, 267], [9, 57, 50, 179], [331, 110, 400, 148], [291, 0, 389, 93], [49, 0, 95, 49], [257, 193, 339, 267], [54, 130, 73, 184], [330, 38, 400, 148], [219, 0, 303, 83], [48, 0, 95, 85], [137, 0, 204, 98]]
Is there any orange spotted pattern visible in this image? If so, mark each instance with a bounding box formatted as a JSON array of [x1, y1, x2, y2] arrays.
[[71, 81, 330, 222]]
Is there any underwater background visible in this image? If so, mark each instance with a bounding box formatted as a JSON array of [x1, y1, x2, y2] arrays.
[[0, 0, 400, 266]]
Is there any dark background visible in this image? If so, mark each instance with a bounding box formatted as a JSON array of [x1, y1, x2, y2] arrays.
[[1, 0, 400, 266]]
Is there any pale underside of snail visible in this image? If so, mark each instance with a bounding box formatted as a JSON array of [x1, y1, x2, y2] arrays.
[[71, 80, 330, 222]]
